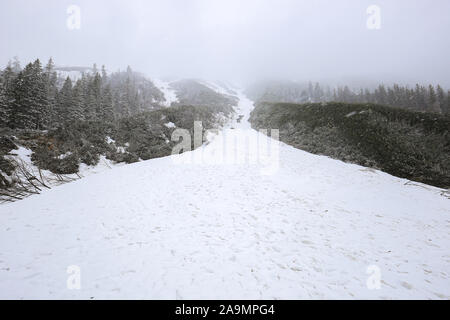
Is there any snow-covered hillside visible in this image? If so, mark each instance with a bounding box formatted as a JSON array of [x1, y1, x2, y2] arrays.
[[151, 78, 179, 107], [0, 91, 449, 299], [55, 67, 94, 83]]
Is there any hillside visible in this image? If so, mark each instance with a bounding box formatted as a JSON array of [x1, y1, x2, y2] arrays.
[[0, 93, 449, 299], [249, 102, 450, 188], [0, 59, 239, 202]]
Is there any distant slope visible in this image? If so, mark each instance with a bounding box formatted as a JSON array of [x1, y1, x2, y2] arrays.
[[170, 79, 238, 113], [0, 76, 239, 202], [54, 66, 94, 84], [151, 78, 179, 107], [250, 102, 450, 188]]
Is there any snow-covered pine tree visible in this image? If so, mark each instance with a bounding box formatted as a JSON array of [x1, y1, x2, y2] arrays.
[[342, 86, 353, 103], [125, 73, 139, 115], [364, 88, 371, 103], [56, 77, 73, 125], [428, 84, 441, 113], [100, 84, 114, 122], [11, 59, 48, 129], [11, 63, 36, 129], [313, 83, 324, 102], [90, 73, 102, 120], [447, 90, 450, 114], [0, 84, 7, 128], [377, 85, 388, 105], [44, 58, 58, 129], [101, 65, 107, 81], [11, 56, 21, 73], [414, 84, 426, 111], [31, 59, 49, 129], [92, 63, 98, 75], [70, 80, 86, 122], [83, 73, 97, 121], [1, 63, 17, 128], [436, 85, 446, 113], [77, 74, 90, 120]]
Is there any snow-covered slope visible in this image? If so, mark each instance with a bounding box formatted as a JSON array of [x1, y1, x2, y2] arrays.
[[0, 91, 449, 299], [151, 78, 179, 107], [55, 67, 94, 83], [2, 142, 126, 200]]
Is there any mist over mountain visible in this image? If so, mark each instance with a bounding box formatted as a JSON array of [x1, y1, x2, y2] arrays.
[[1, 0, 450, 86]]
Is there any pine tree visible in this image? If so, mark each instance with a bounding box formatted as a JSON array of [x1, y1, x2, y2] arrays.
[[70, 80, 86, 121], [0, 83, 7, 127], [10, 61, 46, 129], [0, 64, 15, 127], [436, 85, 446, 112], [56, 77, 73, 125], [91, 73, 102, 119], [307, 82, 313, 101], [10, 68, 29, 128], [414, 84, 425, 111], [101, 65, 107, 81], [84, 73, 101, 121], [342, 86, 353, 102], [1, 64, 17, 128], [377, 85, 388, 105], [428, 84, 441, 113], [78, 74, 91, 120], [100, 84, 114, 122], [428, 84, 437, 104], [44, 58, 58, 128], [32, 59, 49, 129], [364, 88, 372, 103], [124, 75, 138, 115], [447, 90, 450, 114], [313, 83, 323, 102], [11, 56, 21, 73]]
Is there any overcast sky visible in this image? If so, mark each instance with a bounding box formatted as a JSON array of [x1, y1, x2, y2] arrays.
[[1, 0, 449, 85]]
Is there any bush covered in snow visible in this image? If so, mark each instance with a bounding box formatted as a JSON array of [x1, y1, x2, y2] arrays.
[[250, 101, 450, 188]]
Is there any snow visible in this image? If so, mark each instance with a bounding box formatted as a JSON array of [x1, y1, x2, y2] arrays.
[[57, 152, 73, 160], [78, 156, 126, 176], [56, 70, 85, 83], [0, 91, 449, 299], [152, 78, 179, 107], [55, 67, 103, 83], [106, 136, 115, 144], [164, 122, 176, 128], [197, 80, 233, 96], [7, 146, 32, 162], [3, 145, 125, 198]]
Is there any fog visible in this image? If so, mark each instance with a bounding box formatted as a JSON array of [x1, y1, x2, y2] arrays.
[[1, 0, 450, 86]]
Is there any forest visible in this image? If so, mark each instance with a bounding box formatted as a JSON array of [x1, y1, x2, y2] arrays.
[[0, 57, 166, 130], [247, 81, 450, 114]]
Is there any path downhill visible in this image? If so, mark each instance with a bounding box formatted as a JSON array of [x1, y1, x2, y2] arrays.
[[0, 91, 449, 299]]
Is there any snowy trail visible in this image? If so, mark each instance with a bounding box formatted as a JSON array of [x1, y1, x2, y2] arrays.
[[0, 91, 449, 299]]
